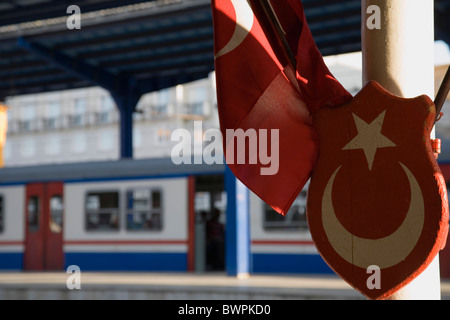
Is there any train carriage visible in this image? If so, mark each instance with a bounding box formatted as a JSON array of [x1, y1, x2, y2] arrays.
[[0, 158, 217, 272], [2, 157, 449, 276]]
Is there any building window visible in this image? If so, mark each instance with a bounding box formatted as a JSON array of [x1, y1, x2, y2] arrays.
[[46, 135, 61, 156], [70, 98, 87, 127], [184, 86, 206, 115], [72, 132, 87, 154], [155, 128, 171, 145], [126, 189, 162, 231], [263, 184, 309, 231], [184, 102, 204, 116], [98, 96, 115, 124], [43, 101, 60, 130], [0, 195, 4, 233], [133, 127, 142, 149], [98, 129, 115, 151], [21, 138, 36, 158], [151, 103, 168, 117], [19, 104, 36, 131], [3, 141, 11, 161], [85, 191, 120, 231], [159, 88, 169, 104], [149, 89, 169, 117]]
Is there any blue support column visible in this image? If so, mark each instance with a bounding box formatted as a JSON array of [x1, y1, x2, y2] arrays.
[[225, 165, 251, 277], [118, 106, 134, 159], [112, 89, 141, 160]]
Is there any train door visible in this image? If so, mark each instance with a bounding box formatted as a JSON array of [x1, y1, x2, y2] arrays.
[[24, 182, 64, 270], [193, 175, 226, 272]]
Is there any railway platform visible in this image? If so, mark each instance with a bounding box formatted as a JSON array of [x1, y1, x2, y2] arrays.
[[0, 272, 362, 300], [1, 272, 450, 300]]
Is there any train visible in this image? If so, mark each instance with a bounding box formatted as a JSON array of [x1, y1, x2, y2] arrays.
[[0, 157, 449, 277]]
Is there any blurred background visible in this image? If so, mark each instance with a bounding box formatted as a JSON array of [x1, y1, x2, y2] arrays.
[[0, 0, 448, 299]]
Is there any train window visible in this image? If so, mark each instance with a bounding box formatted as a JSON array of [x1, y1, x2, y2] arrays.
[[27, 196, 40, 231], [0, 195, 3, 233], [263, 186, 309, 231], [85, 191, 119, 231], [49, 196, 63, 233], [126, 189, 163, 231]]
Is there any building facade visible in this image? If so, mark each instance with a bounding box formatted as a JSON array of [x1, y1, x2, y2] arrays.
[[4, 73, 220, 167], [3, 50, 449, 167]]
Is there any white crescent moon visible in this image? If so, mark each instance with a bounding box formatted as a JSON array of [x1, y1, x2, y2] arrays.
[[215, 0, 254, 59], [322, 163, 424, 269]]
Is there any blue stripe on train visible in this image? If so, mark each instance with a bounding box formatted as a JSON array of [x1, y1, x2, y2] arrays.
[[0, 253, 23, 270], [251, 253, 334, 274], [64, 252, 188, 271], [0, 252, 333, 274]]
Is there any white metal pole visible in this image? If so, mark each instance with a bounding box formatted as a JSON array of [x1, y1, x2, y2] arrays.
[[362, 0, 440, 300]]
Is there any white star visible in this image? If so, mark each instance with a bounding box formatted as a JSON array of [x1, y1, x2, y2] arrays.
[[342, 111, 396, 170]]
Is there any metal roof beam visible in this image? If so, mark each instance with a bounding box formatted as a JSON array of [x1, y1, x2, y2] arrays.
[[17, 36, 122, 93], [13, 1, 211, 41], [99, 46, 213, 69], [3, 78, 90, 97], [137, 65, 213, 93], [76, 32, 213, 60], [0, 0, 156, 28], [51, 20, 212, 51], [0, 75, 81, 91]]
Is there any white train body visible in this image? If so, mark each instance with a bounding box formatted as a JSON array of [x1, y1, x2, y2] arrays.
[[0, 158, 330, 274]]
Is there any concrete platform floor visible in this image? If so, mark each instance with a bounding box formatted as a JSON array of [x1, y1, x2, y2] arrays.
[[1, 272, 450, 300]]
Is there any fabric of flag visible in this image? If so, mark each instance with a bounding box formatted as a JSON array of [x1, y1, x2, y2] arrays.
[[212, 0, 352, 215]]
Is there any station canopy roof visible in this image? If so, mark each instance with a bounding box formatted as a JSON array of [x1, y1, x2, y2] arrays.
[[0, 0, 448, 100]]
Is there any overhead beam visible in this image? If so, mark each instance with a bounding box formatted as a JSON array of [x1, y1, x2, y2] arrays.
[[122, 58, 213, 77], [98, 45, 213, 69], [0, 72, 77, 89], [18, 1, 212, 41], [136, 67, 213, 94], [51, 20, 212, 51], [1, 79, 91, 98], [76, 33, 213, 60], [17, 37, 123, 93], [0, 0, 157, 28]]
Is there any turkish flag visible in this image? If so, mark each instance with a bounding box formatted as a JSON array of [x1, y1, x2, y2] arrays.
[[212, 0, 352, 214]]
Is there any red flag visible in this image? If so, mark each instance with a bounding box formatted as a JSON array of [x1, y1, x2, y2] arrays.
[[212, 0, 352, 215]]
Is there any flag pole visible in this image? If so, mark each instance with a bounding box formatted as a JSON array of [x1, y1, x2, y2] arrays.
[[250, 0, 298, 70], [435, 66, 450, 122], [362, 0, 441, 300]]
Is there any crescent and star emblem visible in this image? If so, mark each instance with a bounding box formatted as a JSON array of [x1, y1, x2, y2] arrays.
[[215, 0, 254, 59], [322, 110, 425, 269]]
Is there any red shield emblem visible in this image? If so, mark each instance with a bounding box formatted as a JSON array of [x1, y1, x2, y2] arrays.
[[307, 81, 449, 300]]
